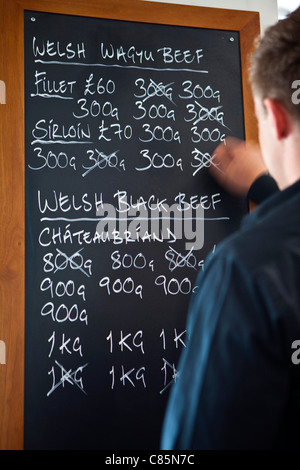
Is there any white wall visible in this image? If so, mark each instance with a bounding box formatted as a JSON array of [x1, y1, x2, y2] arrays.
[[144, 0, 279, 33], [278, 1, 300, 19]]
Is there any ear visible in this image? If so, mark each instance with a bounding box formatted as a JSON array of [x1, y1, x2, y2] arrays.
[[263, 98, 290, 140]]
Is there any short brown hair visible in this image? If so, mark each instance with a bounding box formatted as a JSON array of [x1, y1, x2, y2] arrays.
[[250, 7, 300, 122]]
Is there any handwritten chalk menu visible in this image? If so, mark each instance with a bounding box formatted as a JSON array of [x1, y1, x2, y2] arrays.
[[24, 10, 247, 449]]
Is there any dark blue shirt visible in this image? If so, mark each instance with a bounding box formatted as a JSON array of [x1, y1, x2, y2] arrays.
[[161, 179, 300, 450]]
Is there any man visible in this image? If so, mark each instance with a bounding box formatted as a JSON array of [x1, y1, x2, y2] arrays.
[[161, 7, 300, 450]]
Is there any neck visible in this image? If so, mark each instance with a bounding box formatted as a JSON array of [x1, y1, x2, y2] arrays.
[[274, 131, 300, 190]]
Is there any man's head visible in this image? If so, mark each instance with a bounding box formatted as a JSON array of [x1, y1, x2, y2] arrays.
[[250, 7, 300, 122], [250, 7, 300, 188]]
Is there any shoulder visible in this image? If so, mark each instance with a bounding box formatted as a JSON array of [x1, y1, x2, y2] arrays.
[[210, 207, 289, 277], [193, 205, 300, 333]]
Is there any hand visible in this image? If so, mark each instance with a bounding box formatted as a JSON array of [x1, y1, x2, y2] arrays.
[[209, 138, 268, 196]]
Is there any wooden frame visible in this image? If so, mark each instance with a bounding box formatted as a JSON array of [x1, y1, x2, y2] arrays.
[[0, 0, 260, 450]]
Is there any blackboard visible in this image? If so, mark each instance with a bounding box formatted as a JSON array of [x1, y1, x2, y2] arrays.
[[24, 9, 248, 450]]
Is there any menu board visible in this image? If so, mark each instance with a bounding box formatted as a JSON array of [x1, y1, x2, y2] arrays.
[[24, 10, 247, 449]]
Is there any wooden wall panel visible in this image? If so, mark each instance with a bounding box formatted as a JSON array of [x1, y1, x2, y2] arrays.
[[0, 0, 25, 450]]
